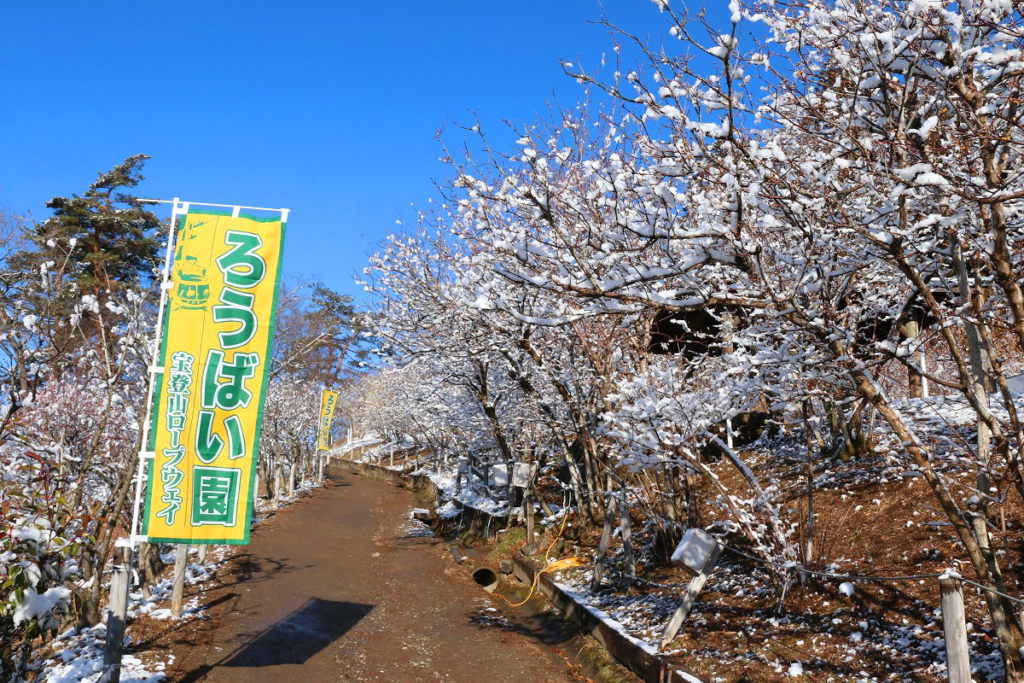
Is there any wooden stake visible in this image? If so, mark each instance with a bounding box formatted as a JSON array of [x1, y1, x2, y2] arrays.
[[620, 488, 635, 587], [660, 541, 723, 649], [525, 462, 539, 545], [940, 576, 971, 683], [99, 546, 130, 683], [171, 544, 188, 617], [591, 492, 618, 592], [524, 486, 533, 543]]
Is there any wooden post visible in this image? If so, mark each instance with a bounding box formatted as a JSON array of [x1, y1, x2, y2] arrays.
[[253, 472, 260, 517], [940, 576, 971, 683], [507, 464, 515, 510], [591, 492, 618, 592], [171, 544, 188, 617], [99, 546, 131, 683], [660, 541, 723, 649], [525, 489, 535, 544], [274, 464, 282, 507], [620, 488, 635, 587], [197, 544, 208, 564], [525, 462, 539, 545]]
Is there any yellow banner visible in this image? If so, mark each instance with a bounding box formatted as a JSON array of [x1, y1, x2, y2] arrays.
[[143, 209, 285, 544], [317, 390, 339, 450]]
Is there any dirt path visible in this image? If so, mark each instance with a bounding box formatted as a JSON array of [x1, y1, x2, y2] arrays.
[[160, 471, 579, 682]]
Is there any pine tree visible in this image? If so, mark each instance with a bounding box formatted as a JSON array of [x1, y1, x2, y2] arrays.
[[272, 280, 374, 384], [13, 154, 161, 299]]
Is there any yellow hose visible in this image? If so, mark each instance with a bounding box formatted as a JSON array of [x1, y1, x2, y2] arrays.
[[495, 508, 585, 608]]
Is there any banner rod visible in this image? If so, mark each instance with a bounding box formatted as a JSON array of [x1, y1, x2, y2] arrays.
[[138, 198, 288, 213], [129, 197, 184, 545]]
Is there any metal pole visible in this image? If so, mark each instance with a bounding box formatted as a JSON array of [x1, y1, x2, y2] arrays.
[[129, 198, 183, 545], [138, 198, 288, 213]]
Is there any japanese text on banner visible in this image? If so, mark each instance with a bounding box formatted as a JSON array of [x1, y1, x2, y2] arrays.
[[143, 210, 285, 544]]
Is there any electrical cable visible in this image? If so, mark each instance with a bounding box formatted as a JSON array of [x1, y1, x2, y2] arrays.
[[494, 490, 586, 609]]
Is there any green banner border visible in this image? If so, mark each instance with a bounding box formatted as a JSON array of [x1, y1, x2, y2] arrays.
[[143, 209, 287, 545]]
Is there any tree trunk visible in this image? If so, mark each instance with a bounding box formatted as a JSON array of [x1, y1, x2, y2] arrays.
[[77, 558, 104, 628], [138, 542, 166, 600], [274, 463, 283, 507], [849, 366, 1024, 676]]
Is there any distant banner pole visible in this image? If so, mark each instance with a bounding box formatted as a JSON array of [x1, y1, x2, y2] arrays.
[[318, 389, 339, 451], [134, 201, 288, 545]]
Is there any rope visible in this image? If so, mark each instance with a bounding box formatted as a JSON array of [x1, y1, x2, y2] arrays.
[[722, 544, 944, 583], [960, 577, 1024, 606], [722, 544, 1024, 605]]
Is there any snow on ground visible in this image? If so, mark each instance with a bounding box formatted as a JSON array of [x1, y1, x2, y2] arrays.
[[402, 510, 435, 538], [34, 623, 169, 683], [28, 485, 324, 683], [27, 550, 218, 683], [400, 390, 1021, 681]]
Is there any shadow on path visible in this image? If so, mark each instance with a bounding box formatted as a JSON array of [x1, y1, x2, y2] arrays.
[[226, 598, 374, 667], [178, 598, 373, 681]]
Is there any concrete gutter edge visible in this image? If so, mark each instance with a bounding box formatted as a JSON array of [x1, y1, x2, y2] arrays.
[[340, 458, 705, 683], [511, 554, 705, 683]]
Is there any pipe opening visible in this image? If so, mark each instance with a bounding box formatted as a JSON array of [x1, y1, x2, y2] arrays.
[[472, 567, 499, 593]]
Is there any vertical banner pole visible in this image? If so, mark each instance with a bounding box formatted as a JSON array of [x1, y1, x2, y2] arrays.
[[130, 198, 183, 545]]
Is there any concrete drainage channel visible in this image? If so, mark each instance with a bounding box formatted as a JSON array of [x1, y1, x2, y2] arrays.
[[341, 460, 705, 683]]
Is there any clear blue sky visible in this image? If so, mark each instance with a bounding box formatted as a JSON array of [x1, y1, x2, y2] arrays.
[[0, 1, 725, 303]]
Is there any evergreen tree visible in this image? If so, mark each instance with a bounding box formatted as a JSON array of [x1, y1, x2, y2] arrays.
[[272, 279, 374, 385], [12, 154, 161, 299]]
